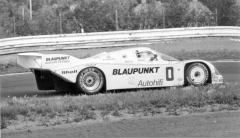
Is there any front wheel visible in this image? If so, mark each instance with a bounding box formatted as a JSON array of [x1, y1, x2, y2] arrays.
[[186, 63, 209, 86], [76, 67, 104, 95]]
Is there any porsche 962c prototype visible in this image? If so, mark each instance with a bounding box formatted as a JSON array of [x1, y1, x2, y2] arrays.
[[17, 47, 223, 95]]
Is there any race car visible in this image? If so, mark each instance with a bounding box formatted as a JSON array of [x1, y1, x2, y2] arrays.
[[17, 47, 223, 95]]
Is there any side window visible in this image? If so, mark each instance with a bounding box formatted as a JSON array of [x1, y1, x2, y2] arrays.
[[136, 51, 158, 62]]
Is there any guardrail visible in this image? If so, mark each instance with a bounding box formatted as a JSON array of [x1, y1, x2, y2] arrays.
[[0, 26, 240, 55]]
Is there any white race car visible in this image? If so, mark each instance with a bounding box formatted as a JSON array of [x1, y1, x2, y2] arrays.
[[17, 47, 223, 95]]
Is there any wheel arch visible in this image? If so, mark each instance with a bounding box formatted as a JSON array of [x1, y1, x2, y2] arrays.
[[183, 62, 212, 86]]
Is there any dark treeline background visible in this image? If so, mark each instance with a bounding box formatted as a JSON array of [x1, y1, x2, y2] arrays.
[[0, 0, 239, 38]]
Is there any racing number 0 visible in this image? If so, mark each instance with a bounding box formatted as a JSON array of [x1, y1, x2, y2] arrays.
[[166, 67, 174, 81]]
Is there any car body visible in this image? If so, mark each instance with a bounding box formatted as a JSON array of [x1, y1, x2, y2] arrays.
[[17, 47, 223, 94]]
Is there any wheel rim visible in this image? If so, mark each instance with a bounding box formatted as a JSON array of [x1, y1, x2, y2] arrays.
[[189, 67, 206, 84], [82, 72, 100, 92]]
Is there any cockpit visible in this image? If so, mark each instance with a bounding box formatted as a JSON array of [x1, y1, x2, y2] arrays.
[[135, 49, 179, 64]]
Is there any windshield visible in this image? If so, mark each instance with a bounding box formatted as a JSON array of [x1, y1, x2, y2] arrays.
[[153, 50, 180, 61]]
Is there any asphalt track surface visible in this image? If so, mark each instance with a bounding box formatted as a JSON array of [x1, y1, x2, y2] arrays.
[[1, 61, 239, 98]]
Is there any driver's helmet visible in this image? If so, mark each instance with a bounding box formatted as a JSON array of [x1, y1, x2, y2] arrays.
[[136, 51, 154, 61]]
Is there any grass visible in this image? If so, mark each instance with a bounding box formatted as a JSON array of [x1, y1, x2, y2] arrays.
[[1, 117, 7, 129], [0, 37, 240, 75], [1, 82, 240, 129]]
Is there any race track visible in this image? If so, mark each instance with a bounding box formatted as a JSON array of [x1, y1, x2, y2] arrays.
[[1, 61, 239, 98]]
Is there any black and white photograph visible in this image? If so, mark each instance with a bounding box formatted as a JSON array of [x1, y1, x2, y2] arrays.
[[1, 0, 240, 137]]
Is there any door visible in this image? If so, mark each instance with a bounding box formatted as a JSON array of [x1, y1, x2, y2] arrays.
[[134, 49, 184, 88]]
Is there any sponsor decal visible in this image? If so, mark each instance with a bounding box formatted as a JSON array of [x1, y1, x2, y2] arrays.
[[212, 74, 223, 82], [138, 79, 163, 87], [125, 60, 133, 63], [46, 56, 70, 64], [94, 56, 100, 59], [212, 76, 218, 82], [103, 55, 115, 61], [212, 73, 218, 82], [113, 67, 160, 75], [86, 64, 96, 66], [62, 70, 77, 74]]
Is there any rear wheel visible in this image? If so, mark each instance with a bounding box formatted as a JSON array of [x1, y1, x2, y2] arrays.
[[76, 67, 104, 95], [186, 63, 209, 86]]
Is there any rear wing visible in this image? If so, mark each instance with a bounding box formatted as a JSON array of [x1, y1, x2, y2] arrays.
[[17, 53, 81, 71]]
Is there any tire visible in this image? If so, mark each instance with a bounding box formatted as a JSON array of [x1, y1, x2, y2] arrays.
[[76, 67, 104, 95], [186, 63, 209, 86]]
